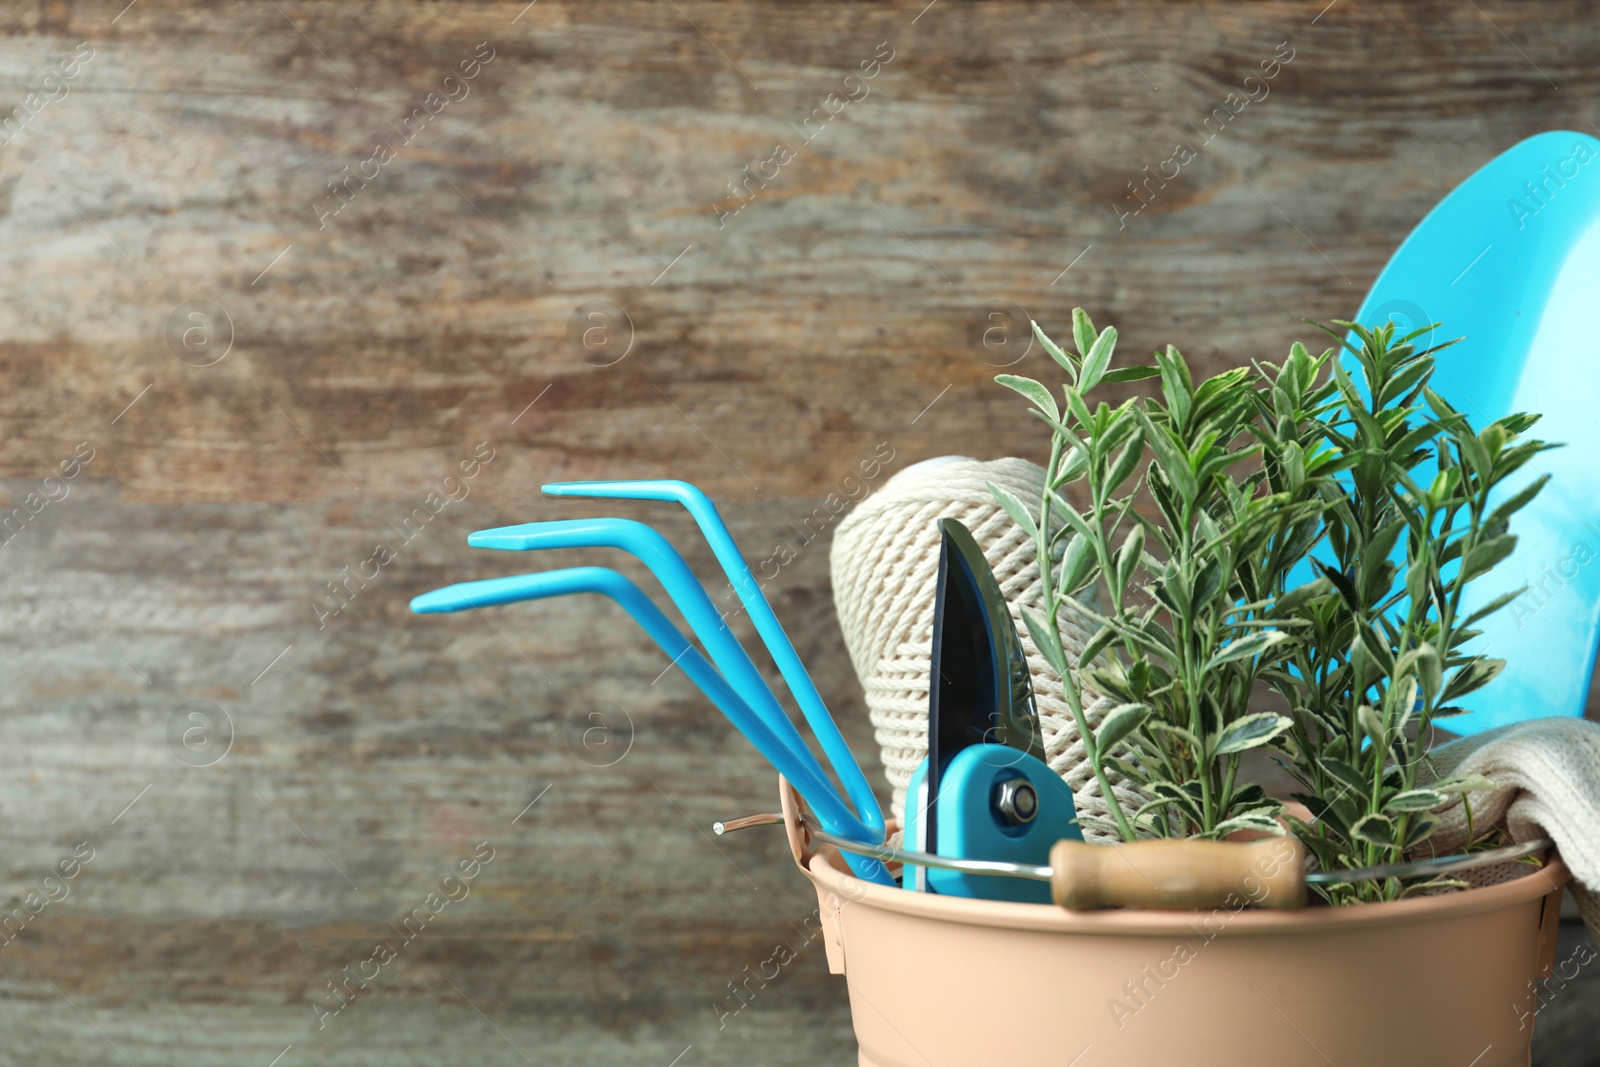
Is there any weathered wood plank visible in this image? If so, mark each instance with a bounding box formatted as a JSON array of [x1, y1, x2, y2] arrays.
[[0, 1, 1595, 505]]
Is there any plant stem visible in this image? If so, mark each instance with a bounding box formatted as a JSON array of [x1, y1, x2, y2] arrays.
[[1039, 436, 1136, 842]]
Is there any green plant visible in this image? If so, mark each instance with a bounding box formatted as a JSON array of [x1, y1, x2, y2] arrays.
[[1261, 322, 1555, 903], [995, 311, 1551, 902]]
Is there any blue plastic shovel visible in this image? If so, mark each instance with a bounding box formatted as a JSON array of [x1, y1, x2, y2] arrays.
[[1352, 129, 1600, 733]]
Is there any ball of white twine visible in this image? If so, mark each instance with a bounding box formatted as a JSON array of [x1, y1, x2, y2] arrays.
[[829, 456, 1142, 843]]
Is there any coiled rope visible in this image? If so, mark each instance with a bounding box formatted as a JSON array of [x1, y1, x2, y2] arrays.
[[829, 456, 1142, 842]]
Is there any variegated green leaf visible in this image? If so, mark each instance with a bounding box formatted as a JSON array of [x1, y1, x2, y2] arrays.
[[995, 373, 1059, 421], [1211, 812, 1285, 838], [1113, 525, 1145, 596], [1020, 606, 1067, 679], [1031, 321, 1077, 379], [1078, 623, 1118, 667], [1071, 308, 1097, 363], [1384, 788, 1448, 813], [1106, 430, 1145, 491], [1429, 773, 1496, 795], [1079, 325, 1119, 393], [1202, 630, 1290, 673], [1059, 533, 1096, 594], [986, 480, 1039, 541], [1350, 813, 1397, 848], [1095, 702, 1152, 752], [1211, 713, 1293, 756], [1357, 704, 1386, 748]]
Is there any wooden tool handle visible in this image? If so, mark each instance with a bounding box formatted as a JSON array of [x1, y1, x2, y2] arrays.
[[1050, 836, 1307, 911]]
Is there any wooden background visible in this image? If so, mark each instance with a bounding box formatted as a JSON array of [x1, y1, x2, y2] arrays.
[[1, 1, 1597, 1064]]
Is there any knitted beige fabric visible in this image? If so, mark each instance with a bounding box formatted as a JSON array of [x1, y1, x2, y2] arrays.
[[829, 456, 1144, 843], [1417, 717, 1600, 938]]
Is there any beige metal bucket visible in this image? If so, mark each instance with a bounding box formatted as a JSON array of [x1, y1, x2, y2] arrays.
[[778, 778, 1569, 1067]]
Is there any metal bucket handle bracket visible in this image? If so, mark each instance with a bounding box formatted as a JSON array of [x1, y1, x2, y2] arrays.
[[780, 775, 857, 975]]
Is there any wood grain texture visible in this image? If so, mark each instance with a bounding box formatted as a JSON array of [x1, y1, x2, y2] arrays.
[[0, 1, 1596, 1064]]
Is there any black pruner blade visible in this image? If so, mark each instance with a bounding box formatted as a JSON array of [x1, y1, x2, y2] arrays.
[[916, 518, 1046, 884]]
